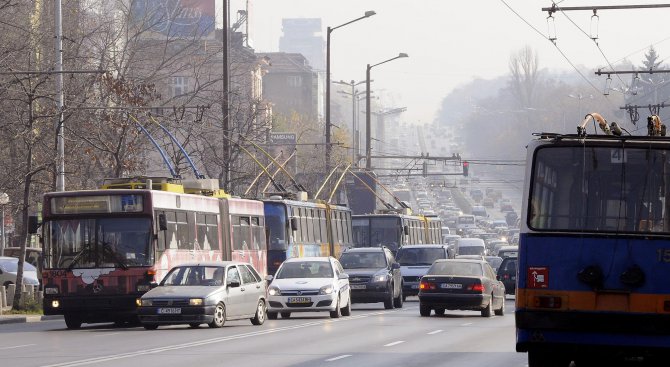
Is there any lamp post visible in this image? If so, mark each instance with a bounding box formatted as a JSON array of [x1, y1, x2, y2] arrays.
[[325, 10, 375, 173], [0, 193, 8, 256], [365, 53, 408, 170], [334, 80, 366, 165]]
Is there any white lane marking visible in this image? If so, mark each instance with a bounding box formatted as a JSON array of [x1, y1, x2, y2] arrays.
[[91, 332, 121, 337], [460, 322, 473, 326], [0, 344, 36, 350], [384, 341, 405, 347], [325, 355, 352, 362], [40, 309, 401, 367], [427, 329, 443, 335]]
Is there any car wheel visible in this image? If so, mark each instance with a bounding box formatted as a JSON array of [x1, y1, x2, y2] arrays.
[[481, 295, 493, 317], [419, 303, 431, 317], [250, 300, 266, 325], [330, 296, 342, 318], [189, 323, 201, 328], [383, 284, 394, 310], [267, 312, 278, 320], [143, 324, 159, 330], [393, 285, 403, 308], [341, 293, 351, 317], [494, 297, 505, 316], [281, 312, 291, 319], [64, 314, 82, 329], [208, 302, 226, 328], [434, 308, 445, 316]]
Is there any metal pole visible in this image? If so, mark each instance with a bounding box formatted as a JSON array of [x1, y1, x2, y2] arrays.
[[55, 0, 65, 191], [1, 206, 4, 256], [351, 81, 356, 164], [325, 27, 332, 173], [222, 0, 230, 191], [365, 64, 372, 170]]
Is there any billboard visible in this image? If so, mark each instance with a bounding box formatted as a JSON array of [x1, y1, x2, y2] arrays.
[[268, 132, 297, 173], [131, 0, 216, 39]]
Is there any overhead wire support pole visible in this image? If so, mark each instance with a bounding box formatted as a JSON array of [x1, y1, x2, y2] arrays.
[[55, 0, 64, 191], [595, 69, 670, 75], [542, 4, 670, 12]]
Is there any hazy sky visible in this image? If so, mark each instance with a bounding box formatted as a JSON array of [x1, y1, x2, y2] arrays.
[[220, 0, 670, 124]]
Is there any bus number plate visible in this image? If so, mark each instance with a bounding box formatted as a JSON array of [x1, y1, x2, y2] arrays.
[[657, 249, 670, 263], [157, 308, 181, 314]]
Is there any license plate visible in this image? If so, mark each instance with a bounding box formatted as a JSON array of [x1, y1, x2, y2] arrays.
[[350, 284, 366, 290], [411, 285, 419, 289], [440, 283, 462, 289], [157, 307, 181, 314], [287, 297, 311, 303]]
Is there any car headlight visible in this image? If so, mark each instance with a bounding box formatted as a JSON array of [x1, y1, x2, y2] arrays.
[[374, 274, 388, 282], [189, 298, 204, 306], [319, 284, 334, 295], [268, 286, 281, 296], [141, 299, 153, 306], [45, 286, 59, 295]]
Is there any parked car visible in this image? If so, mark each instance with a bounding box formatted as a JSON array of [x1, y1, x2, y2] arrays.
[[266, 257, 351, 319], [0, 256, 40, 288], [418, 259, 505, 317], [3, 247, 42, 271], [138, 261, 267, 329], [497, 257, 517, 295], [395, 244, 450, 300], [339, 247, 403, 309]]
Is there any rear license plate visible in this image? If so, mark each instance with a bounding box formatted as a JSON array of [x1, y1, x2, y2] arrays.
[[157, 307, 181, 314], [350, 284, 366, 290], [440, 283, 462, 289], [287, 297, 311, 303]]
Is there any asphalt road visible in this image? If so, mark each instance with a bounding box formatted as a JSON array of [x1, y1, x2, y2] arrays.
[[1, 297, 526, 367]]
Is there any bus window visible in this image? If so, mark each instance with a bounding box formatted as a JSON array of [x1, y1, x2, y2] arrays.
[[166, 211, 178, 249], [264, 202, 287, 250], [319, 209, 327, 242], [206, 214, 219, 251], [155, 211, 167, 255]]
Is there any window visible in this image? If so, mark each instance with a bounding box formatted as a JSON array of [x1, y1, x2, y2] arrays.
[[170, 76, 189, 97], [226, 266, 241, 284], [238, 264, 256, 285], [232, 216, 252, 250], [244, 264, 262, 283], [287, 75, 302, 87]]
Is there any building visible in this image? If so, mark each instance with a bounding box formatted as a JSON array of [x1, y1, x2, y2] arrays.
[[279, 19, 324, 71]]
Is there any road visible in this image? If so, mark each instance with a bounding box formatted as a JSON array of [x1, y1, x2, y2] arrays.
[[1, 298, 525, 367]]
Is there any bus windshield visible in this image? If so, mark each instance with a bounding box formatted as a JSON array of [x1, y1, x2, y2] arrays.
[[531, 145, 670, 234], [264, 202, 287, 250], [45, 217, 152, 268]]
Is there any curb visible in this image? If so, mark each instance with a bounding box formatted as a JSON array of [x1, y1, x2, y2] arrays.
[[0, 314, 63, 325]]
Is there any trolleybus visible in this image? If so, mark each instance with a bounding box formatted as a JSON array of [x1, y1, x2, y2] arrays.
[[41, 178, 266, 329], [516, 126, 670, 366], [352, 210, 443, 253]]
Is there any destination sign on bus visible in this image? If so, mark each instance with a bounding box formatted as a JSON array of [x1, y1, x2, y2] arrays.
[[51, 195, 143, 214]]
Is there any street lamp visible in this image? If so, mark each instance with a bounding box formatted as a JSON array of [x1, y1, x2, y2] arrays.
[[325, 10, 376, 173], [334, 79, 366, 165], [0, 193, 8, 256], [365, 53, 408, 170]]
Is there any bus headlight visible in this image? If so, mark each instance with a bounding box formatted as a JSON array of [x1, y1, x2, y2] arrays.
[[51, 300, 60, 308], [189, 298, 204, 306], [141, 299, 153, 307], [135, 298, 142, 307]]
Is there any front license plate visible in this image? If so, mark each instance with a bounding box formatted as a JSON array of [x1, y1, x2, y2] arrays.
[[440, 283, 462, 289], [157, 307, 181, 314], [350, 284, 366, 290], [287, 297, 311, 303]]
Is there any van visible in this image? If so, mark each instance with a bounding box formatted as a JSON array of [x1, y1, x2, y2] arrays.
[[456, 238, 486, 256], [471, 206, 488, 218]]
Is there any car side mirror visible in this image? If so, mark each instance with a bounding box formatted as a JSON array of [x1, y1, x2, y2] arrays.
[[227, 280, 241, 288], [265, 275, 274, 282], [338, 273, 349, 280], [290, 217, 298, 231], [158, 213, 168, 231], [391, 263, 401, 270]]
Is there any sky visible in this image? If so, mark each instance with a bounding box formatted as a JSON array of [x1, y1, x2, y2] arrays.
[[218, 0, 670, 125]]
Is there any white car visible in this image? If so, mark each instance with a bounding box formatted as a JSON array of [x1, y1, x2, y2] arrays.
[[0, 256, 40, 288], [266, 257, 351, 319]]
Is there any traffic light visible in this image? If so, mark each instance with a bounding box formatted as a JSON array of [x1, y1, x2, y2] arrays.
[[462, 161, 469, 177]]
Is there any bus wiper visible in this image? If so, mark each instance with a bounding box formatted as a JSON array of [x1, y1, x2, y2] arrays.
[[67, 242, 94, 271], [102, 242, 129, 270]]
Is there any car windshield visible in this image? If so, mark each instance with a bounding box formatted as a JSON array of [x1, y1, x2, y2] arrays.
[[0, 259, 37, 272], [161, 266, 225, 286], [276, 261, 333, 278], [340, 252, 387, 269], [396, 247, 445, 266], [459, 246, 485, 255], [428, 261, 483, 277]]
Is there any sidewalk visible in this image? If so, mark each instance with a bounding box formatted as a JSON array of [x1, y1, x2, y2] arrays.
[[0, 307, 63, 325]]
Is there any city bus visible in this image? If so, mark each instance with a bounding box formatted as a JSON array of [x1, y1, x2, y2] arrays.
[[516, 130, 670, 366], [264, 194, 353, 275], [41, 178, 266, 329], [352, 209, 443, 253]]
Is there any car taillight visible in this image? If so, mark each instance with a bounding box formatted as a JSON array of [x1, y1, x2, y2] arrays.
[[419, 281, 436, 290], [468, 283, 484, 292]]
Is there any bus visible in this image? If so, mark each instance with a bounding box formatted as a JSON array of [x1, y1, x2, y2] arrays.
[[41, 178, 267, 329], [516, 130, 670, 366], [264, 194, 353, 275], [352, 210, 443, 253]]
